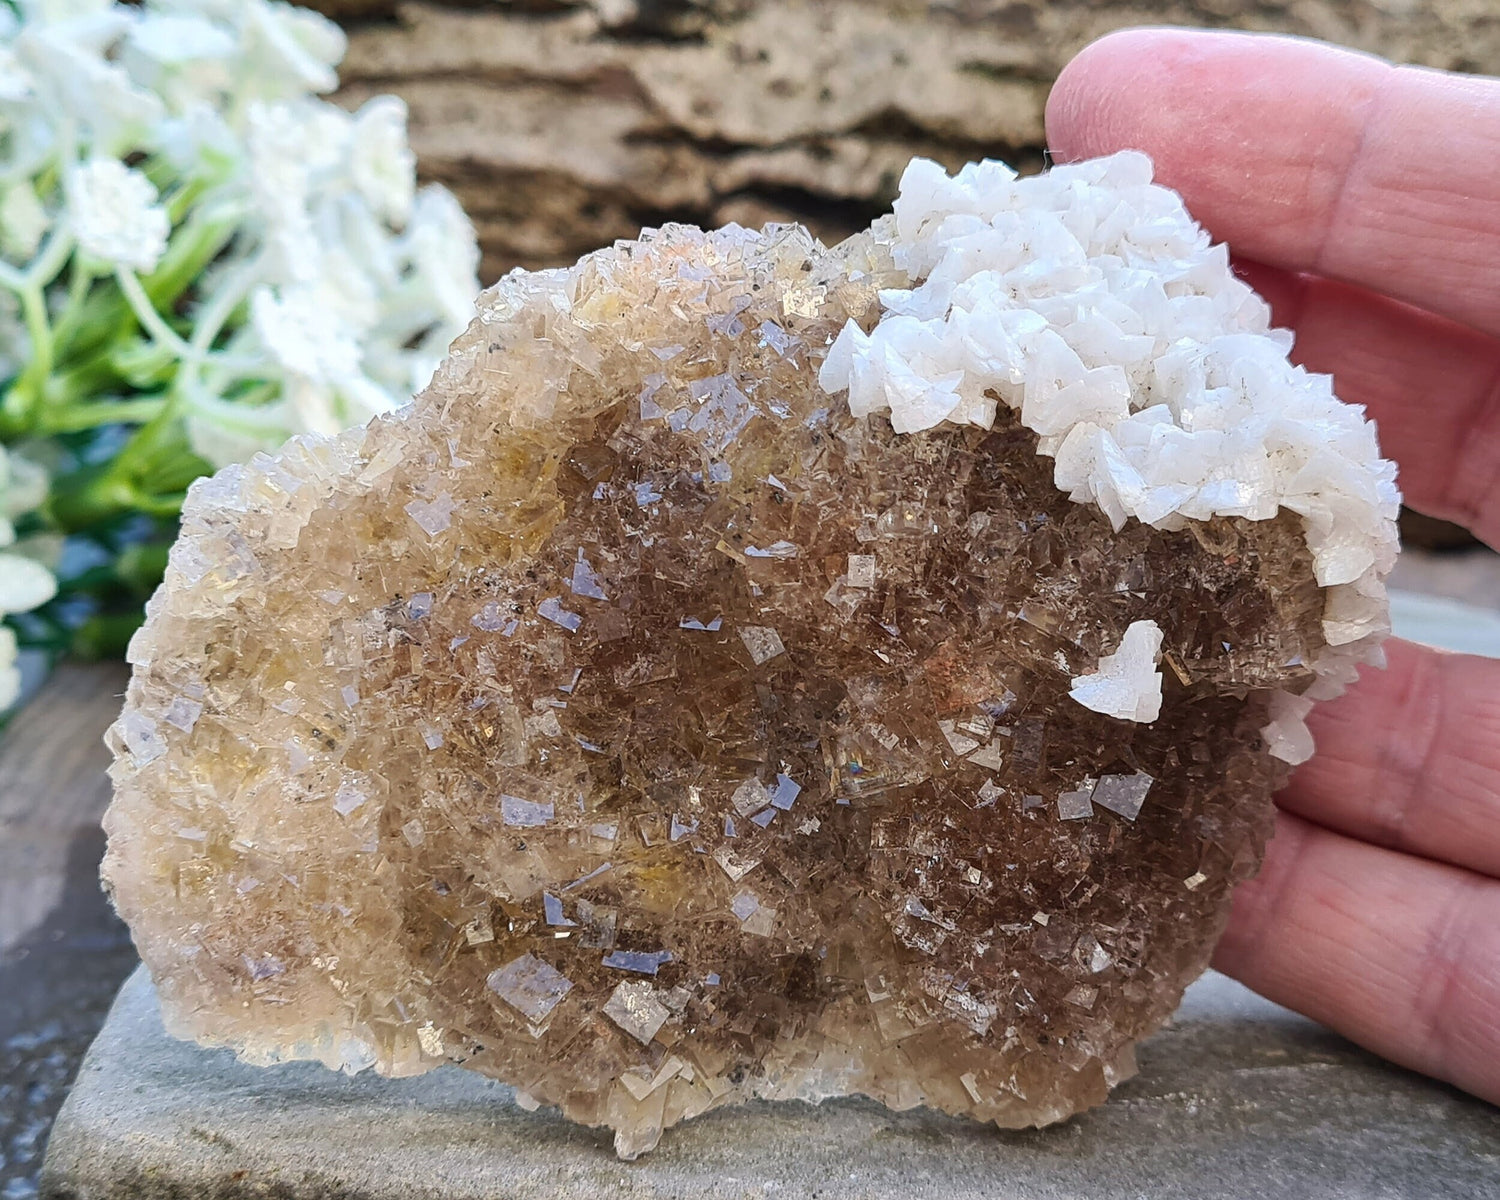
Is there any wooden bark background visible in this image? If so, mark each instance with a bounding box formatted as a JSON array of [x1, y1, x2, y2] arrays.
[[307, 1, 1500, 281]]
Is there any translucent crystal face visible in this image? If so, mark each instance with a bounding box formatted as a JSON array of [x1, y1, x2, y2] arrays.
[[105, 209, 1347, 1159]]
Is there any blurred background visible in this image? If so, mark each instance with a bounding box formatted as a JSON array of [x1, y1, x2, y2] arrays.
[[308, 0, 1500, 279], [2, 3, 1498, 1199]]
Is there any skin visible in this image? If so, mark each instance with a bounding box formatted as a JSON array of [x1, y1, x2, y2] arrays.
[[1047, 28, 1500, 1107]]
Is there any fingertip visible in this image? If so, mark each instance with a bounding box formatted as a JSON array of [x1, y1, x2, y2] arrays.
[[1046, 28, 1392, 261], [1047, 29, 1389, 193], [1046, 27, 1225, 164]]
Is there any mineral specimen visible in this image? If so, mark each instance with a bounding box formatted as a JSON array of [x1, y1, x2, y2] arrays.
[[102, 151, 1399, 1159]]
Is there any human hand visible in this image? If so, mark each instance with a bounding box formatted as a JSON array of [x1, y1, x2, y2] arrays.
[[1047, 27, 1500, 1106]]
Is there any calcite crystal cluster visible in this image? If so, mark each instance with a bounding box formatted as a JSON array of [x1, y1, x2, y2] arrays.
[[103, 152, 1399, 1159]]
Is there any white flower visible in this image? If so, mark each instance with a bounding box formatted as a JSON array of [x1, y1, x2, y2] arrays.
[[348, 96, 415, 227], [250, 284, 362, 384], [404, 185, 482, 331], [0, 551, 57, 615], [2, 0, 482, 492], [334, 199, 400, 293], [238, 0, 345, 99], [1, 448, 48, 520], [0, 182, 49, 261], [146, 1, 241, 20], [280, 374, 339, 436], [244, 104, 315, 268], [128, 11, 236, 64], [124, 13, 237, 109], [184, 405, 282, 470], [244, 100, 309, 207], [67, 157, 171, 272], [0, 42, 33, 103], [0, 445, 57, 710], [245, 96, 348, 179], [0, 625, 22, 713], [154, 103, 238, 176], [0, 1, 487, 721], [0, 447, 57, 622], [13, 14, 165, 155], [245, 98, 350, 277], [283, 372, 397, 438], [17, 1, 120, 20], [311, 245, 381, 336]]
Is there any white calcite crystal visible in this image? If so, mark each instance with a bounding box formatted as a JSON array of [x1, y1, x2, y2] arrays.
[[819, 152, 1401, 758], [1068, 620, 1165, 724]]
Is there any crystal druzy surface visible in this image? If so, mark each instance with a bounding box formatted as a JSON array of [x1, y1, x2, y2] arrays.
[[103, 154, 1398, 1159]]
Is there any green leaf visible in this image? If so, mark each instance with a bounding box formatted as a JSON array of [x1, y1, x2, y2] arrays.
[[109, 337, 179, 389]]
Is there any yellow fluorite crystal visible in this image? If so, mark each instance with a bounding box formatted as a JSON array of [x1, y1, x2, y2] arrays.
[[104, 164, 1384, 1157]]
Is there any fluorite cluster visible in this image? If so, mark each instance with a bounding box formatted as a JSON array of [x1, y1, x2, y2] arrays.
[[103, 153, 1399, 1158]]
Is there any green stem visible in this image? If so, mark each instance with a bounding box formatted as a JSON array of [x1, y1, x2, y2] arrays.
[[71, 611, 149, 661], [42, 394, 208, 531], [24, 222, 75, 292], [0, 282, 53, 435], [186, 382, 285, 432], [116, 270, 265, 383], [48, 257, 98, 352], [164, 175, 208, 226], [116, 267, 191, 357], [31, 349, 125, 415], [44, 465, 141, 531], [49, 208, 239, 369], [38, 396, 168, 434], [190, 254, 261, 354], [143, 205, 241, 312], [128, 490, 191, 519], [20, 284, 50, 373]]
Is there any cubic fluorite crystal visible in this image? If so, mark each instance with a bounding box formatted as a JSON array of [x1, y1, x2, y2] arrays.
[[103, 152, 1399, 1159]]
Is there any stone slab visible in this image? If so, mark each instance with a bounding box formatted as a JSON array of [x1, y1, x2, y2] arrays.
[[1, 664, 139, 1200], [41, 966, 1500, 1199]]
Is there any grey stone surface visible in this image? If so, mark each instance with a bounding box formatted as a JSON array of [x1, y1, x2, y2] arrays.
[[1, 663, 139, 1200], [41, 966, 1500, 1199]]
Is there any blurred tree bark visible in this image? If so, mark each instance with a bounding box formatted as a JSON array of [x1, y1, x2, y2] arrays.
[[307, 1, 1500, 280]]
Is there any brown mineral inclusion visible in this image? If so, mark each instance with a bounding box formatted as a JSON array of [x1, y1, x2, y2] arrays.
[[103, 220, 1328, 1158]]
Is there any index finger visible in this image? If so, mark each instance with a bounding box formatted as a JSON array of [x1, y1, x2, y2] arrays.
[[1213, 808, 1500, 1110], [1046, 28, 1500, 339]]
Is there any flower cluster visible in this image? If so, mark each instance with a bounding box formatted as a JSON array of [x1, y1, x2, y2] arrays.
[[0, 0, 481, 710], [1, 442, 54, 708]]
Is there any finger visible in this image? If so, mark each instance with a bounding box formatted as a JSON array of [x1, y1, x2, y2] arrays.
[[1234, 258, 1500, 548], [1277, 639, 1500, 877], [1046, 28, 1500, 338], [1213, 809, 1500, 1106]]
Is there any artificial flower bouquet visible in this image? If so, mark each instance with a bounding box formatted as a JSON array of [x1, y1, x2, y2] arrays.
[[0, 0, 481, 711]]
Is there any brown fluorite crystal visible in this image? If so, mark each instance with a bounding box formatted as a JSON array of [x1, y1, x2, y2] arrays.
[[104, 218, 1328, 1158]]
